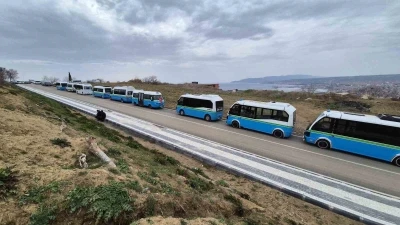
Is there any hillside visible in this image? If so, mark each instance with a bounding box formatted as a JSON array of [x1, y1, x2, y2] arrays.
[[0, 84, 363, 225], [232, 75, 317, 83]]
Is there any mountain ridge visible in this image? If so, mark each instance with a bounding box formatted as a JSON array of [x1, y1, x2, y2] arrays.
[[231, 74, 318, 83]]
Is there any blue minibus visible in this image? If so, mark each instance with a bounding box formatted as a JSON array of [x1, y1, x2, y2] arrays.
[[56, 82, 68, 91], [226, 100, 296, 138], [132, 90, 164, 109], [93, 86, 112, 99], [176, 94, 223, 121], [110, 86, 134, 103], [304, 110, 400, 166]]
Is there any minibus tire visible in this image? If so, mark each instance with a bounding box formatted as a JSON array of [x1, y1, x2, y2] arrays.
[[232, 121, 240, 128], [179, 110, 185, 116], [121, 99, 124, 103], [204, 114, 211, 121], [148, 104, 152, 109], [273, 130, 284, 138], [393, 156, 400, 167], [316, 139, 330, 149]]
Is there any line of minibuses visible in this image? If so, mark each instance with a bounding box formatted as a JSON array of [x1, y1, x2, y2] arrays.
[[51, 82, 400, 167]]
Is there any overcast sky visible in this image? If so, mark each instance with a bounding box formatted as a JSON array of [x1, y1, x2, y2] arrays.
[[0, 0, 399, 83]]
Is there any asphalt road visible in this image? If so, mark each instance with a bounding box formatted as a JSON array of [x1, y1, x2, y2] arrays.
[[26, 84, 400, 197]]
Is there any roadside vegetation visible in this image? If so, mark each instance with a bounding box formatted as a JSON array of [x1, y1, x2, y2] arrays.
[[0, 85, 362, 224]]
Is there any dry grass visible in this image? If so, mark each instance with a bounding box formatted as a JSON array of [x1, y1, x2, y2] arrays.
[[0, 85, 363, 225], [100, 81, 400, 134]]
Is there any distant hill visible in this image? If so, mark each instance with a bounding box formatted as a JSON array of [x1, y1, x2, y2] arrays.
[[232, 75, 318, 83], [281, 74, 400, 85], [232, 74, 400, 85]]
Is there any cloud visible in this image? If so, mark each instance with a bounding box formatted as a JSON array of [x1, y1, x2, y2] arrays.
[[0, 0, 399, 83]]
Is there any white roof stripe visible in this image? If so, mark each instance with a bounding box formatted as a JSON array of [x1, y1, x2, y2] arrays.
[[324, 110, 400, 128]]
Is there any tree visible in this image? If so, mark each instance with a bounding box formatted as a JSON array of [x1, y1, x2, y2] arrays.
[[301, 83, 317, 94], [42, 76, 49, 82], [6, 69, 18, 82], [142, 75, 160, 84], [129, 77, 142, 83], [48, 76, 60, 83], [0, 67, 6, 86], [68, 72, 72, 82]]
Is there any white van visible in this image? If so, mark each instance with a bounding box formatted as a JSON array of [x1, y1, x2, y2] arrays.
[[75, 84, 93, 95]]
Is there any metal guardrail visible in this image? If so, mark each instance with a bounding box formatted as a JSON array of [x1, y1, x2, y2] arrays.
[[18, 85, 400, 225]]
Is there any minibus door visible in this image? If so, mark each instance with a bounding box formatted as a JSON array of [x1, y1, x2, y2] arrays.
[[138, 92, 144, 106]]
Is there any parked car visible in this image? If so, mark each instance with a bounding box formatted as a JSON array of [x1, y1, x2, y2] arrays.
[[42, 81, 52, 86], [34, 81, 41, 85]]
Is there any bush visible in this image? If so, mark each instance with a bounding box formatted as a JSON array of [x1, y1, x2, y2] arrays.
[[117, 159, 130, 173], [216, 180, 229, 187], [224, 194, 244, 216], [129, 78, 143, 83], [125, 180, 143, 193], [186, 177, 213, 192], [154, 153, 179, 166], [29, 205, 57, 225], [144, 195, 157, 216], [67, 182, 133, 222], [189, 167, 209, 179], [50, 138, 71, 148], [107, 148, 122, 157], [19, 181, 63, 205], [0, 166, 18, 199], [138, 172, 159, 185]]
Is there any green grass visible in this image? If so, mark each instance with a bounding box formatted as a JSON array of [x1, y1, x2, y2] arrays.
[[144, 195, 157, 217], [138, 172, 159, 185], [189, 167, 210, 179], [107, 147, 122, 157], [50, 138, 71, 148], [4, 104, 16, 111], [224, 194, 244, 217], [29, 204, 57, 225], [109, 168, 121, 175], [186, 177, 213, 192], [19, 181, 64, 205], [216, 180, 229, 187], [117, 159, 130, 173], [21, 89, 123, 142], [67, 182, 133, 222], [0, 166, 18, 199], [125, 180, 143, 193], [244, 218, 261, 225], [78, 171, 88, 176], [153, 151, 180, 166], [176, 168, 190, 177]]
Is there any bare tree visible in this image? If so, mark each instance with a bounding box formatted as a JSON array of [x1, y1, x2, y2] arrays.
[[302, 83, 317, 94], [0, 67, 6, 86], [48, 76, 60, 83], [42, 75, 49, 82], [63, 76, 69, 82], [142, 75, 160, 84], [129, 77, 142, 83], [6, 69, 19, 82]]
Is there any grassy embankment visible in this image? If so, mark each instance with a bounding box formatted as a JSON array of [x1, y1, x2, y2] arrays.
[[102, 81, 400, 134], [1, 84, 362, 225]]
